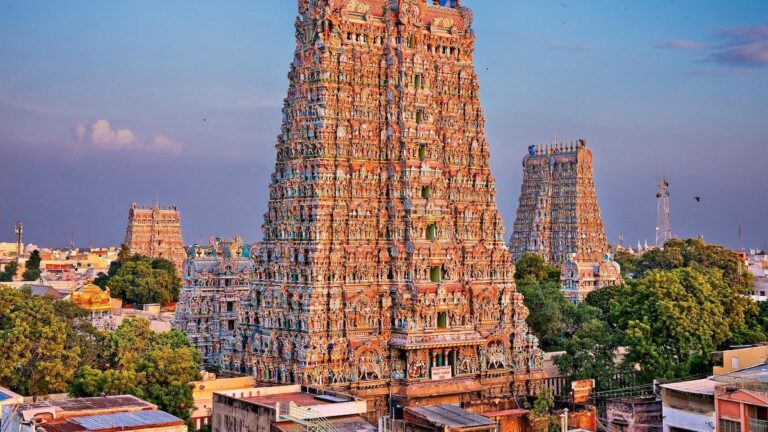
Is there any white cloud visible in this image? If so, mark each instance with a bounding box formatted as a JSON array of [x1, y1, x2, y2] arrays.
[[150, 134, 182, 155], [75, 119, 182, 154]]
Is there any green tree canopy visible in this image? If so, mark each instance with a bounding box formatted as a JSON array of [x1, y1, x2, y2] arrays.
[[70, 319, 202, 421], [515, 253, 560, 283], [98, 255, 181, 306], [0, 286, 83, 395], [0, 261, 18, 282], [22, 250, 41, 281]]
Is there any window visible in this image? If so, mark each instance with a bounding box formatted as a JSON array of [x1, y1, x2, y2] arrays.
[[426, 223, 437, 240], [720, 419, 741, 432], [421, 186, 432, 199], [418, 144, 427, 161], [416, 109, 424, 124], [415, 73, 423, 89], [437, 312, 447, 329], [430, 266, 441, 283], [408, 35, 416, 49], [228, 320, 235, 331]]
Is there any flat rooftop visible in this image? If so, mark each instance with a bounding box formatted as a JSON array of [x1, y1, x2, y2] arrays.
[[37, 410, 184, 432], [275, 415, 376, 432], [12, 395, 155, 414], [244, 392, 332, 409], [661, 378, 717, 396]]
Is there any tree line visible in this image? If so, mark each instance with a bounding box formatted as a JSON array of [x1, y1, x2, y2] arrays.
[[516, 238, 763, 388]]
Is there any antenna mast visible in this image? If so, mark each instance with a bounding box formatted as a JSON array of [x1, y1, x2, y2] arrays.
[[14, 220, 23, 258], [655, 175, 672, 248]]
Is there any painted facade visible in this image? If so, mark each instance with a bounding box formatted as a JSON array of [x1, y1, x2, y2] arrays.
[[560, 253, 623, 303], [510, 140, 609, 264], [174, 237, 254, 366], [124, 203, 186, 275], [228, 0, 544, 419]]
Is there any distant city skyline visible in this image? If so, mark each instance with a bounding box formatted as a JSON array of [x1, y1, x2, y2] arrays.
[[1, 1, 766, 250]]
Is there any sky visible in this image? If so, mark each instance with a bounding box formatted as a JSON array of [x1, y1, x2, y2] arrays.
[[1, 0, 767, 250]]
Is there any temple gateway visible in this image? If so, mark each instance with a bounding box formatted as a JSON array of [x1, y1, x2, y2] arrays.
[[221, 0, 544, 419]]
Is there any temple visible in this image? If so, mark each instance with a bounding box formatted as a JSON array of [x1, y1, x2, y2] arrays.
[[228, 0, 544, 420], [510, 140, 609, 264], [560, 253, 623, 303], [71, 283, 115, 331], [124, 203, 187, 275], [174, 237, 254, 367]]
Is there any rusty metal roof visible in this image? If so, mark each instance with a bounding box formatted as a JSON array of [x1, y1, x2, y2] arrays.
[[407, 404, 497, 429]]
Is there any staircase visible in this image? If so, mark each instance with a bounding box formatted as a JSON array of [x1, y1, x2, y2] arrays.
[[276, 401, 341, 432]]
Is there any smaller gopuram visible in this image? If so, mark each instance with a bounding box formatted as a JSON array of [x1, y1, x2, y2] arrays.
[[174, 237, 254, 366], [71, 283, 115, 331], [510, 140, 609, 265], [560, 253, 623, 303], [124, 203, 186, 275]]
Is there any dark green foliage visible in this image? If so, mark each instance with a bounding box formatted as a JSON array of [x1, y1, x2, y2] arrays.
[[0, 286, 90, 395], [0, 261, 18, 281], [515, 253, 560, 283], [69, 319, 201, 421], [613, 250, 639, 277], [22, 250, 41, 281], [96, 252, 181, 306]]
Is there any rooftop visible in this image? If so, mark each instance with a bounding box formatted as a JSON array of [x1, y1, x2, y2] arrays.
[[713, 362, 768, 391], [660, 378, 717, 396], [274, 415, 376, 432], [407, 404, 497, 430], [244, 392, 333, 409], [37, 410, 184, 432], [12, 395, 155, 415]]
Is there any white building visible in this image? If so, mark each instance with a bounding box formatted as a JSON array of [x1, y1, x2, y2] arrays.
[[660, 378, 716, 432]]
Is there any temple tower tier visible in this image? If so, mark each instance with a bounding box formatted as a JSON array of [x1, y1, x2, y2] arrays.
[[124, 203, 186, 275]]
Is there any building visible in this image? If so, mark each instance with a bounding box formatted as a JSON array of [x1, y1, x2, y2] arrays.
[[231, 0, 544, 419], [607, 395, 662, 432], [560, 253, 623, 303], [403, 404, 498, 432], [124, 203, 186, 274], [510, 140, 610, 264], [713, 345, 768, 376], [0, 386, 23, 420], [189, 374, 258, 430], [0, 395, 185, 432], [713, 363, 768, 432], [660, 379, 717, 432], [211, 385, 375, 432], [174, 237, 254, 366], [71, 283, 116, 331]]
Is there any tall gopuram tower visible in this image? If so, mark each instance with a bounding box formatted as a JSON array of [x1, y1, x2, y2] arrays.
[[234, 0, 544, 418], [510, 140, 609, 264], [124, 203, 186, 275]]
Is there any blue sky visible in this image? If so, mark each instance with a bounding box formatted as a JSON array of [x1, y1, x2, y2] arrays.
[[1, 0, 767, 250]]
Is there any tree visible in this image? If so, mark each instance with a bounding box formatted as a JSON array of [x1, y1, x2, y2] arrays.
[[614, 250, 639, 277], [515, 253, 560, 284], [97, 255, 181, 306], [517, 277, 576, 351], [611, 268, 739, 381], [22, 250, 41, 281], [554, 318, 625, 390], [71, 319, 202, 422], [0, 287, 81, 395], [0, 261, 18, 282]]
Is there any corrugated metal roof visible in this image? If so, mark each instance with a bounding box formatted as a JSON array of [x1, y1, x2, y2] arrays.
[[70, 410, 183, 430], [408, 405, 497, 429]]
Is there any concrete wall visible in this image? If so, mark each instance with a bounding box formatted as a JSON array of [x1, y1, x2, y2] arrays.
[[713, 346, 768, 375], [662, 406, 714, 432], [212, 393, 272, 432]]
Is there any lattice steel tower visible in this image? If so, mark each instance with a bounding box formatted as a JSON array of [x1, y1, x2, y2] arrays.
[[655, 177, 672, 248], [14, 220, 23, 257]]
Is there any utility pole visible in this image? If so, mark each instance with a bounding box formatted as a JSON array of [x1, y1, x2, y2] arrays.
[[14, 220, 23, 258]]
